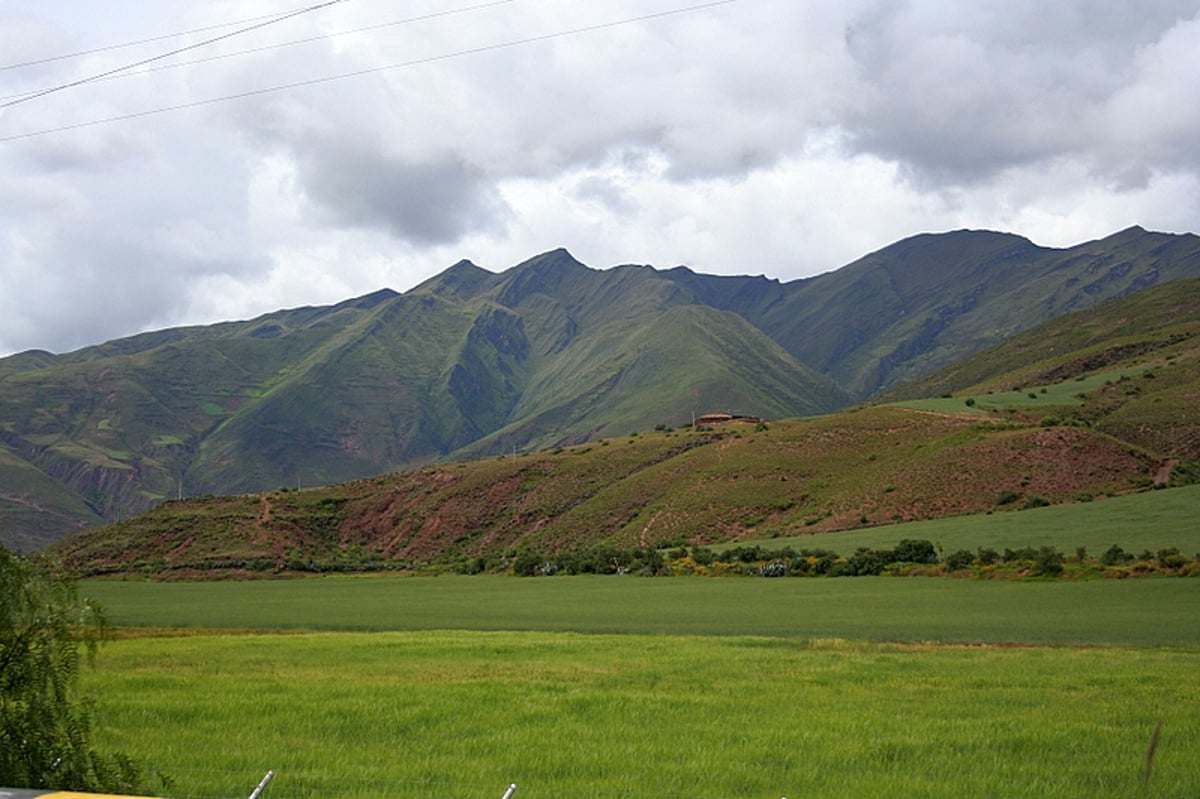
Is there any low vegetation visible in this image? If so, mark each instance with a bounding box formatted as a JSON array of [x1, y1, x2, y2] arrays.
[[5, 247, 1197, 799], [0, 547, 158, 794]]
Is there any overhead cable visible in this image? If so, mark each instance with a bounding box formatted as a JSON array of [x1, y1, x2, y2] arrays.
[[0, 6, 321, 72], [0, 0, 736, 144], [0, 0, 350, 109], [0, 0, 514, 104]]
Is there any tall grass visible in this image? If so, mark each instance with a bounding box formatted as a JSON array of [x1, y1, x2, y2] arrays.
[[85, 632, 1199, 799]]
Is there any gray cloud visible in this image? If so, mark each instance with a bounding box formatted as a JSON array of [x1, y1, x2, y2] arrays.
[[304, 147, 508, 244], [839, 1, 1200, 186]]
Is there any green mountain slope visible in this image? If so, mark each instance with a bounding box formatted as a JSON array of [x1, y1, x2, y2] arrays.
[[44, 263, 1200, 575], [663, 226, 1200, 397], [879, 275, 1200, 462], [6, 227, 1200, 552], [1, 251, 846, 550]]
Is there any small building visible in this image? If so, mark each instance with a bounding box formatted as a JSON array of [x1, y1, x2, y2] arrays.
[[692, 412, 763, 427]]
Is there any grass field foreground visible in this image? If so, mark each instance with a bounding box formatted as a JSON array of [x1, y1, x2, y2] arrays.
[[86, 631, 1198, 799]]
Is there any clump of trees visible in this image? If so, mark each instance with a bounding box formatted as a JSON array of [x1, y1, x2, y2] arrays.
[[506, 544, 668, 576], [1, 546, 160, 794]]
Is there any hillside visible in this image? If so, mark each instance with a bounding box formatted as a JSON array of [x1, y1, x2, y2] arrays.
[[51, 269, 1200, 576], [879, 275, 1200, 461], [5, 226, 1200, 551], [53, 405, 1184, 576], [661, 225, 1200, 396]]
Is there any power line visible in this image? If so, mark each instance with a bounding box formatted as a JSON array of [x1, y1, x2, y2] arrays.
[[0, 1, 736, 145], [0, 0, 350, 110], [0, 4, 339, 72], [0, 0, 515, 105]]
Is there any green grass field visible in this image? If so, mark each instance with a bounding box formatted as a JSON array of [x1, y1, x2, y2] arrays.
[[85, 631, 1198, 799], [84, 575, 1200, 647], [732, 482, 1200, 556], [887, 367, 1134, 414], [76, 511, 1200, 799]]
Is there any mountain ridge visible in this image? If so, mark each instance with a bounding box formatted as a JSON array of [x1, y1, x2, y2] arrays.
[[50, 269, 1200, 575], [4, 226, 1200, 551]]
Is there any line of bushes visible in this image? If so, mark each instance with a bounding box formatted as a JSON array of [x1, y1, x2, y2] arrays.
[[81, 541, 1199, 580], [495, 539, 1200, 579]]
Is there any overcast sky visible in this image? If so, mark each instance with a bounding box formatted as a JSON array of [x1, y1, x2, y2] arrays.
[[1, 0, 1198, 356]]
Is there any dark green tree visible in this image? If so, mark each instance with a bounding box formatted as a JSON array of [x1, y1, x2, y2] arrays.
[[944, 549, 975, 570], [0, 546, 152, 793], [892, 539, 938, 564], [1033, 546, 1065, 576]]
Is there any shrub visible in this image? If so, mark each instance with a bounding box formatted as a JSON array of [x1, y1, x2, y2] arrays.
[[811, 553, 839, 575], [1101, 544, 1133, 566], [846, 547, 889, 576], [976, 547, 1000, 565], [1033, 546, 1064, 576], [945, 549, 975, 570], [893, 539, 938, 564], [1157, 548, 1188, 569], [997, 489, 1022, 505], [1003, 546, 1038, 563]]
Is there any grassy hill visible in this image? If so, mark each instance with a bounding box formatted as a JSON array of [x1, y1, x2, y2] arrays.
[[52, 404, 1190, 576], [6, 227, 1200, 551], [49, 269, 1200, 576], [879, 275, 1200, 462], [664, 225, 1200, 397]]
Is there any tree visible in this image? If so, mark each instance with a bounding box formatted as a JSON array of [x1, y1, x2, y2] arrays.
[[892, 539, 938, 564], [945, 549, 975, 571], [1, 546, 151, 793], [1033, 546, 1065, 576]]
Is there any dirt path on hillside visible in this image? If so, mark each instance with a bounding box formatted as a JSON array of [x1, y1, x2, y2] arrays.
[[640, 510, 663, 548], [253, 495, 274, 545]]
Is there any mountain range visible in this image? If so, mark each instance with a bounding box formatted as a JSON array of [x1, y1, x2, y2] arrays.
[[50, 270, 1200, 575], [3, 225, 1200, 551]]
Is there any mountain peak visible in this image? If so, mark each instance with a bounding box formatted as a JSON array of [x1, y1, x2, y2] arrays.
[[413, 259, 495, 298], [495, 248, 593, 306], [512, 247, 588, 270]]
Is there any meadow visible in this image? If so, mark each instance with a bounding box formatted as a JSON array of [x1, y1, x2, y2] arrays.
[[77, 486, 1200, 799], [86, 630, 1198, 799], [76, 568, 1200, 799], [725, 481, 1200, 556], [84, 575, 1200, 646], [885, 367, 1128, 414]]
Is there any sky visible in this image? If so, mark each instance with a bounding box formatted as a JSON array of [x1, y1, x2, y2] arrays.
[[1, 0, 1198, 357]]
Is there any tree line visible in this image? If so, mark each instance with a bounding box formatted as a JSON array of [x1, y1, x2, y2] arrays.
[[484, 540, 1200, 578]]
